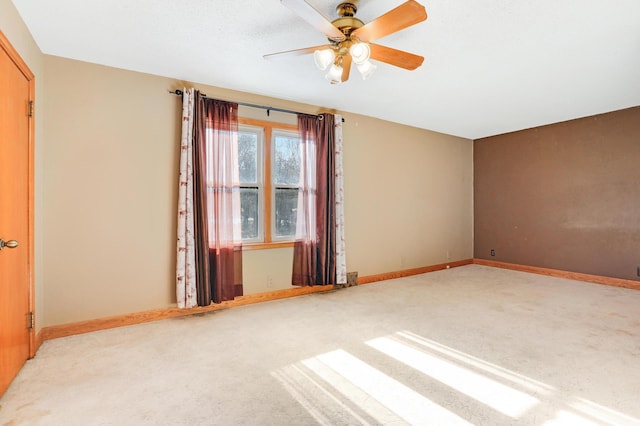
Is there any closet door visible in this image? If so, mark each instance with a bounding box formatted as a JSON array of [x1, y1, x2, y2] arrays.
[[0, 31, 35, 398]]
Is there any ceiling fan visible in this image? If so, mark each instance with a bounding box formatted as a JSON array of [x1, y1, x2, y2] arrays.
[[264, 0, 428, 84]]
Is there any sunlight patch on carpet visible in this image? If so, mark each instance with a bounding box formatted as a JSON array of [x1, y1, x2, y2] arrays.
[[367, 336, 539, 418], [307, 349, 472, 425]]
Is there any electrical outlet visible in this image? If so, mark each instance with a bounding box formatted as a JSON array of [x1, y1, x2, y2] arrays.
[[490, 249, 495, 257]]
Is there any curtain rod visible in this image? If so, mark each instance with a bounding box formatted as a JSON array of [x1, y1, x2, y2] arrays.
[[169, 89, 344, 122]]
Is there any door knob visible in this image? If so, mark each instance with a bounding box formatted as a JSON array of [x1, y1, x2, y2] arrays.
[[0, 239, 19, 250]]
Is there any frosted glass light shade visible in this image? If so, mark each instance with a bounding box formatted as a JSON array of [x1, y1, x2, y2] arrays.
[[313, 49, 335, 70], [325, 64, 343, 84], [349, 42, 370, 64], [356, 60, 377, 80]]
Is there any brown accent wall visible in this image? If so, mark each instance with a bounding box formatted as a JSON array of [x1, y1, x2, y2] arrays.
[[474, 107, 640, 281]]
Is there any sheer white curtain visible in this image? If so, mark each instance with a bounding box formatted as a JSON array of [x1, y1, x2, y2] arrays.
[[295, 124, 317, 244], [176, 88, 197, 308]]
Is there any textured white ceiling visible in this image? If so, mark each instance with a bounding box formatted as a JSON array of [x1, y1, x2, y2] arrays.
[[12, 0, 640, 139]]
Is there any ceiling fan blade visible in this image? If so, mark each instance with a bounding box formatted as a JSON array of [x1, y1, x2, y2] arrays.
[[341, 54, 352, 82], [263, 44, 332, 60], [369, 43, 424, 70], [351, 0, 427, 43], [281, 0, 346, 42]]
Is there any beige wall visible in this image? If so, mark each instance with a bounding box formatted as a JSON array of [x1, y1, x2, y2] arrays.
[[341, 114, 473, 275], [42, 57, 180, 325], [0, 0, 46, 332], [41, 55, 473, 326]]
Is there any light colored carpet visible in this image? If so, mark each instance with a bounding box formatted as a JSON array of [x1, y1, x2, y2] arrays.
[[1, 265, 640, 425]]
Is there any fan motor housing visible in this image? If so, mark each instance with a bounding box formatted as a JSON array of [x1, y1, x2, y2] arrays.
[[331, 16, 364, 36], [332, 2, 364, 38]]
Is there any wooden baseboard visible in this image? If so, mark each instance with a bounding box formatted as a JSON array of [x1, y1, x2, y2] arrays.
[[40, 285, 333, 341], [39, 260, 474, 342], [473, 258, 640, 290], [38, 258, 637, 344], [359, 259, 473, 285], [31, 329, 43, 358]]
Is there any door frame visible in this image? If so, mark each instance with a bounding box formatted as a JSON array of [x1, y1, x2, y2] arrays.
[[0, 30, 36, 357]]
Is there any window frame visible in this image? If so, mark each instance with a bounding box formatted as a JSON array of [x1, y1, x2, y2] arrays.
[[271, 128, 303, 243], [237, 124, 264, 244], [238, 118, 299, 250]]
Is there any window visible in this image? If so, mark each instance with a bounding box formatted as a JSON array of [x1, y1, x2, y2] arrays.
[[272, 130, 301, 239], [238, 119, 301, 247], [238, 127, 263, 241]]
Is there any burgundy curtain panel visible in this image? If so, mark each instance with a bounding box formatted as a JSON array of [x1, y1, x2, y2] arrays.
[[292, 113, 336, 286], [193, 92, 243, 305]]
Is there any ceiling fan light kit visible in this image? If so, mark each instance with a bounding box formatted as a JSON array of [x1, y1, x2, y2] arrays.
[[265, 0, 428, 84], [326, 63, 344, 83], [313, 48, 335, 70], [316, 40, 372, 83], [356, 60, 376, 80], [349, 42, 370, 64]]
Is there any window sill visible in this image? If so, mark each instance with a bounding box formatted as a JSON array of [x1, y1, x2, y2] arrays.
[[242, 241, 295, 251]]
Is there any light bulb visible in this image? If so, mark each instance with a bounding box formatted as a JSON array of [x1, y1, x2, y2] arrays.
[[349, 42, 370, 64], [356, 60, 377, 80], [325, 64, 343, 84], [313, 49, 335, 70]]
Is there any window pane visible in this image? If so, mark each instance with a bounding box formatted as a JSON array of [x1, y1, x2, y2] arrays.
[[275, 188, 298, 238], [238, 132, 257, 184], [240, 187, 259, 240], [274, 134, 300, 185]]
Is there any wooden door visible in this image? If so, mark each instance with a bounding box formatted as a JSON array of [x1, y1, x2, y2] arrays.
[[0, 31, 35, 398]]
